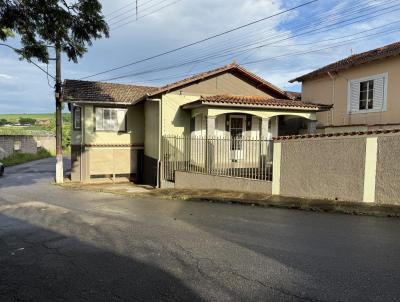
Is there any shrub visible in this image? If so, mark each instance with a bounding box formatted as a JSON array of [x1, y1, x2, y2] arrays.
[[2, 148, 52, 167], [19, 117, 37, 125]]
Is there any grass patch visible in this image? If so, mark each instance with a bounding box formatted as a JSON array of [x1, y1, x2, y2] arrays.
[[2, 148, 52, 167]]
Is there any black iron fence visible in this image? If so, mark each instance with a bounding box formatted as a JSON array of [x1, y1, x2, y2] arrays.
[[162, 135, 273, 182]]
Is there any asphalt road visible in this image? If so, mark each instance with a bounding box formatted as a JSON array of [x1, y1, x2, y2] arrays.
[[0, 158, 400, 302]]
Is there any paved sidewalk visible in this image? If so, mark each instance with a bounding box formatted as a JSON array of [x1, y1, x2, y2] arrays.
[[62, 182, 400, 218]]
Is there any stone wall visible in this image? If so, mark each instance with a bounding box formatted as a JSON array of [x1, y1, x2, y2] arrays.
[[0, 135, 56, 159]]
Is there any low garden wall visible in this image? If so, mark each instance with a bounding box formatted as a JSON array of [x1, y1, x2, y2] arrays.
[[274, 132, 400, 205], [175, 171, 272, 194], [0, 135, 56, 159]]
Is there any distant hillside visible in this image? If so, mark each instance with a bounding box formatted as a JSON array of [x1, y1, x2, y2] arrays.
[[0, 113, 70, 123]]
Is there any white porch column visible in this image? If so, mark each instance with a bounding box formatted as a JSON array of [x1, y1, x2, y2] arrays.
[[260, 118, 270, 139], [271, 116, 278, 138], [307, 120, 317, 134], [206, 116, 216, 138]]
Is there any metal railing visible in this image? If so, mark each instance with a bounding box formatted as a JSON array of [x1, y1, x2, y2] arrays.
[[162, 135, 273, 182]]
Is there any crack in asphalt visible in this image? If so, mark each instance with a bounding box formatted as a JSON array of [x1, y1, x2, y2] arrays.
[[171, 242, 342, 302]]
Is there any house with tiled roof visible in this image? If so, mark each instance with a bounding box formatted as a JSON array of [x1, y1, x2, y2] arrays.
[[63, 63, 330, 185], [291, 41, 400, 133]]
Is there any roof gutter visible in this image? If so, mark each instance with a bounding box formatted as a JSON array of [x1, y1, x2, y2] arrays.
[[63, 99, 133, 106], [181, 101, 331, 112]]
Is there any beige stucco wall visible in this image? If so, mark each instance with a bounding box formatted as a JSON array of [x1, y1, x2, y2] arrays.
[[279, 137, 366, 202], [161, 94, 198, 136], [175, 171, 272, 194], [76, 104, 145, 145], [375, 135, 400, 205], [302, 56, 400, 127], [144, 101, 160, 159], [87, 147, 139, 176], [177, 72, 273, 97]]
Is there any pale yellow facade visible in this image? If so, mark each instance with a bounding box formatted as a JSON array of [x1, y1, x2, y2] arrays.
[[302, 56, 400, 129], [69, 70, 321, 184]]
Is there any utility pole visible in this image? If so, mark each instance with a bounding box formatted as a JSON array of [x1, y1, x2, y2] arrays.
[[55, 45, 63, 183]]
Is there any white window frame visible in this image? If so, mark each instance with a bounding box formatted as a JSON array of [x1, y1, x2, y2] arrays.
[[73, 106, 82, 130], [347, 73, 388, 114], [95, 107, 127, 132], [229, 115, 246, 161]]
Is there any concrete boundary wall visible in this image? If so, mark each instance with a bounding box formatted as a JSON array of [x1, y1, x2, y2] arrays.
[[175, 171, 272, 194], [0, 135, 55, 159], [274, 133, 400, 205]]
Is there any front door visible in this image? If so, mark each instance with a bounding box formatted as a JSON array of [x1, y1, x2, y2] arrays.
[[230, 116, 245, 161]]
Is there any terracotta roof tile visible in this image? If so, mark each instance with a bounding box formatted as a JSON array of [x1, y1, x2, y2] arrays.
[[284, 91, 301, 100], [149, 63, 288, 98], [194, 95, 330, 110], [290, 41, 400, 82], [275, 129, 400, 140], [62, 79, 157, 104]]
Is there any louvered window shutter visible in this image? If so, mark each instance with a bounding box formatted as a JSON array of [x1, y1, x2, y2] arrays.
[[95, 108, 103, 131], [373, 77, 385, 111], [117, 109, 127, 132], [349, 80, 360, 113]]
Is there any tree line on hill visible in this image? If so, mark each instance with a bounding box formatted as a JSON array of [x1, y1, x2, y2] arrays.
[[0, 117, 36, 126]]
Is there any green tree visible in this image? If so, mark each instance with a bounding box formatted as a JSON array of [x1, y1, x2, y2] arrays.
[[1, 1, 109, 183], [19, 117, 36, 125], [0, 118, 8, 126], [0, 0, 109, 63]]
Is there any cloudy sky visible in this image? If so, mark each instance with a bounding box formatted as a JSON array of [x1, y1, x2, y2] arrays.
[[1, 0, 399, 113]]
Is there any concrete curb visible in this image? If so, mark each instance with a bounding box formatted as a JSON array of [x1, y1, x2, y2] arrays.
[[58, 184, 400, 218]]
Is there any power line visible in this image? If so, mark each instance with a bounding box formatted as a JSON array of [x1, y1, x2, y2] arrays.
[[108, 0, 400, 78], [108, 0, 372, 81], [80, 0, 319, 80], [108, 0, 170, 25], [122, 27, 400, 86], [99, 3, 400, 81], [105, 0, 157, 18], [242, 28, 400, 66], [110, 0, 183, 30], [100, 25, 400, 82], [186, 0, 395, 65], [0, 43, 56, 80]]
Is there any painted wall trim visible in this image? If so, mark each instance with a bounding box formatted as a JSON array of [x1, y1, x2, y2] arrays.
[[272, 142, 282, 195], [363, 137, 378, 203]]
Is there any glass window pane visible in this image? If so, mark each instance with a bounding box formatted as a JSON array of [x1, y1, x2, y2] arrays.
[[360, 81, 368, 91], [359, 91, 367, 100], [359, 100, 366, 110], [74, 107, 81, 129], [368, 99, 373, 109], [368, 80, 374, 90]]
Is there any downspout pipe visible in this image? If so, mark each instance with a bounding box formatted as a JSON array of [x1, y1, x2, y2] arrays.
[[327, 71, 335, 125], [158, 98, 162, 188]]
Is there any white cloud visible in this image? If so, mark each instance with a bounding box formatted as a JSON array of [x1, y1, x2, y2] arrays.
[[1, 0, 399, 112]]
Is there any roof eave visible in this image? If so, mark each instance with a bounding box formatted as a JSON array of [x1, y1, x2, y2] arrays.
[[62, 98, 133, 106], [182, 100, 331, 112]]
